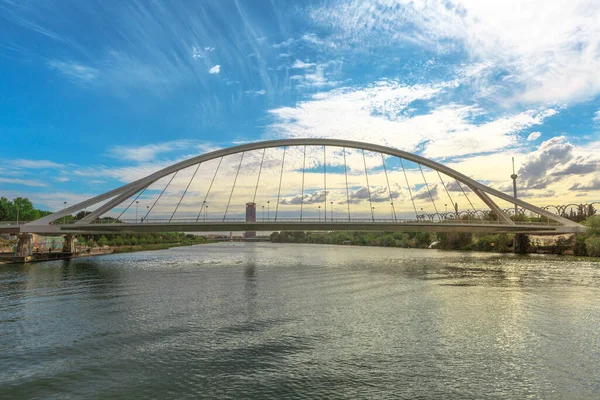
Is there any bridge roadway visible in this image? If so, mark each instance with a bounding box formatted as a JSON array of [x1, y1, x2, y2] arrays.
[[8, 218, 584, 235]]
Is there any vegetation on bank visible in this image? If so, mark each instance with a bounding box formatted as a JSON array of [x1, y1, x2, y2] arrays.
[[111, 242, 206, 254], [76, 232, 209, 248], [0, 197, 52, 221], [270, 215, 600, 257]]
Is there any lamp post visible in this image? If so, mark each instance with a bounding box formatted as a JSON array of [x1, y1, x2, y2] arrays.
[[390, 202, 394, 221], [16, 204, 19, 225], [372, 206, 375, 222], [205, 205, 208, 222], [262, 205, 265, 221], [331, 201, 333, 222], [318, 205, 321, 222], [136, 201, 139, 223], [63, 201, 67, 224], [267, 201, 270, 221], [146, 205, 149, 223]]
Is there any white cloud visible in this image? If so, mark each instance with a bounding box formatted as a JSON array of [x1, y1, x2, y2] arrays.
[[291, 60, 316, 69], [309, 0, 600, 105], [268, 80, 554, 159], [0, 177, 48, 187], [47, 59, 98, 82], [271, 38, 295, 48], [209, 65, 221, 74], [10, 159, 64, 169], [594, 110, 600, 123], [107, 140, 197, 163], [527, 131, 542, 141]]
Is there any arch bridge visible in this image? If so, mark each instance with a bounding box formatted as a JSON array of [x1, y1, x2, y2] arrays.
[[15, 138, 584, 236]]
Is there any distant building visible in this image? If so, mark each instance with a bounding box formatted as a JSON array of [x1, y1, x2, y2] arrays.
[[245, 202, 256, 238]]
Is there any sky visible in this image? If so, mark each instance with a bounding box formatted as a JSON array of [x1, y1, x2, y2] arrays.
[[1, 0, 599, 220]]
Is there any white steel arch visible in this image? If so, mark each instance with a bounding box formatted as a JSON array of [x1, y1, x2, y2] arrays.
[[24, 138, 581, 230]]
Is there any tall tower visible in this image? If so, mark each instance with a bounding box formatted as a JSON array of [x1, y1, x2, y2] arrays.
[[245, 202, 256, 239], [511, 157, 518, 216]]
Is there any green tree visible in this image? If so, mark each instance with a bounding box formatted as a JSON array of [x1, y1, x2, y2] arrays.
[[585, 236, 600, 257], [585, 215, 600, 235], [98, 236, 108, 247]]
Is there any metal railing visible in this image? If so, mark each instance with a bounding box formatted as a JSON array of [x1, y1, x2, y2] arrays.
[[52, 217, 560, 227], [0, 221, 27, 226]]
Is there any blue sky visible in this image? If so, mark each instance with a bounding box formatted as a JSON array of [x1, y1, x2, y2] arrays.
[[1, 0, 599, 215]]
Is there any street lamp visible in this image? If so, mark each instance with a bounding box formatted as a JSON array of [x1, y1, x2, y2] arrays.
[[267, 201, 270, 221], [390, 202, 394, 220], [146, 205, 149, 222], [372, 206, 375, 222], [205, 205, 209, 222], [262, 205, 265, 221], [318, 205, 321, 222], [63, 201, 67, 224], [16, 204, 19, 225], [331, 201, 333, 222]]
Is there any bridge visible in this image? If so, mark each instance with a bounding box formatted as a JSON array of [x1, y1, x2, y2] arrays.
[[3, 138, 586, 256]]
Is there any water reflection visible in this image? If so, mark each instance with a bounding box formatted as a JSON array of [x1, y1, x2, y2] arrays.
[[1, 243, 599, 399]]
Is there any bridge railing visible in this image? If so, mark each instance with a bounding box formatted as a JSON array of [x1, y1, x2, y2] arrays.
[[0, 221, 27, 226], [52, 217, 560, 226]]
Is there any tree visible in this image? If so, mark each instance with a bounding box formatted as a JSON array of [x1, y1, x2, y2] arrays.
[[98, 236, 108, 247], [585, 236, 600, 257], [585, 215, 600, 235]]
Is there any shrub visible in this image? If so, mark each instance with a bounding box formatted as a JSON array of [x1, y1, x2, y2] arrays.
[[585, 236, 600, 257]]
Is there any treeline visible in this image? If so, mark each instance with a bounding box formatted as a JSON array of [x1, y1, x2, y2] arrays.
[[77, 232, 207, 247], [0, 197, 52, 221], [270, 215, 600, 257], [270, 230, 434, 248]]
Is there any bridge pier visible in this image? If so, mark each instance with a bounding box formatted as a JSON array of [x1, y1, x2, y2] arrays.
[[15, 233, 33, 257], [62, 234, 75, 253]]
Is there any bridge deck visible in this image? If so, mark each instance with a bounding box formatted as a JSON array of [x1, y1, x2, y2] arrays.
[[16, 219, 582, 234]]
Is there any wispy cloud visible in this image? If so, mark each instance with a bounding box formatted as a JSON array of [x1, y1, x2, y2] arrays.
[[291, 60, 316, 69], [10, 159, 64, 169], [209, 65, 221, 74], [107, 140, 198, 163], [308, 0, 600, 106], [527, 132, 542, 141], [47, 59, 98, 82], [0, 177, 48, 187]]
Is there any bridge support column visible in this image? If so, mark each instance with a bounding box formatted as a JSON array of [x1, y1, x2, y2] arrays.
[[15, 234, 33, 257], [62, 234, 75, 253]]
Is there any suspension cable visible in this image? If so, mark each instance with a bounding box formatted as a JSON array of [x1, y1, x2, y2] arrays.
[[169, 163, 201, 222], [300, 145, 306, 221], [144, 171, 178, 221], [252, 148, 266, 204], [456, 179, 478, 213], [343, 147, 351, 221], [381, 153, 397, 221], [400, 158, 419, 219], [116, 186, 148, 221], [274, 147, 286, 221], [437, 170, 455, 217], [362, 149, 374, 221], [419, 164, 439, 216], [196, 157, 223, 221], [324, 146, 327, 221], [223, 152, 244, 221]]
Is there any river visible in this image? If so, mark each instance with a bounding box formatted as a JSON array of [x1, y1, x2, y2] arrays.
[[1, 243, 599, 398]]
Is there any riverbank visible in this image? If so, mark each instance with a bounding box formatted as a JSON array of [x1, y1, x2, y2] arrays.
[[111, 242, 209, 254], [269, 229, 600, 258]]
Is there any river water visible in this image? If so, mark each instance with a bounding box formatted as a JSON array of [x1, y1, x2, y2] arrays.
[[1, 243, 599, 399]]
